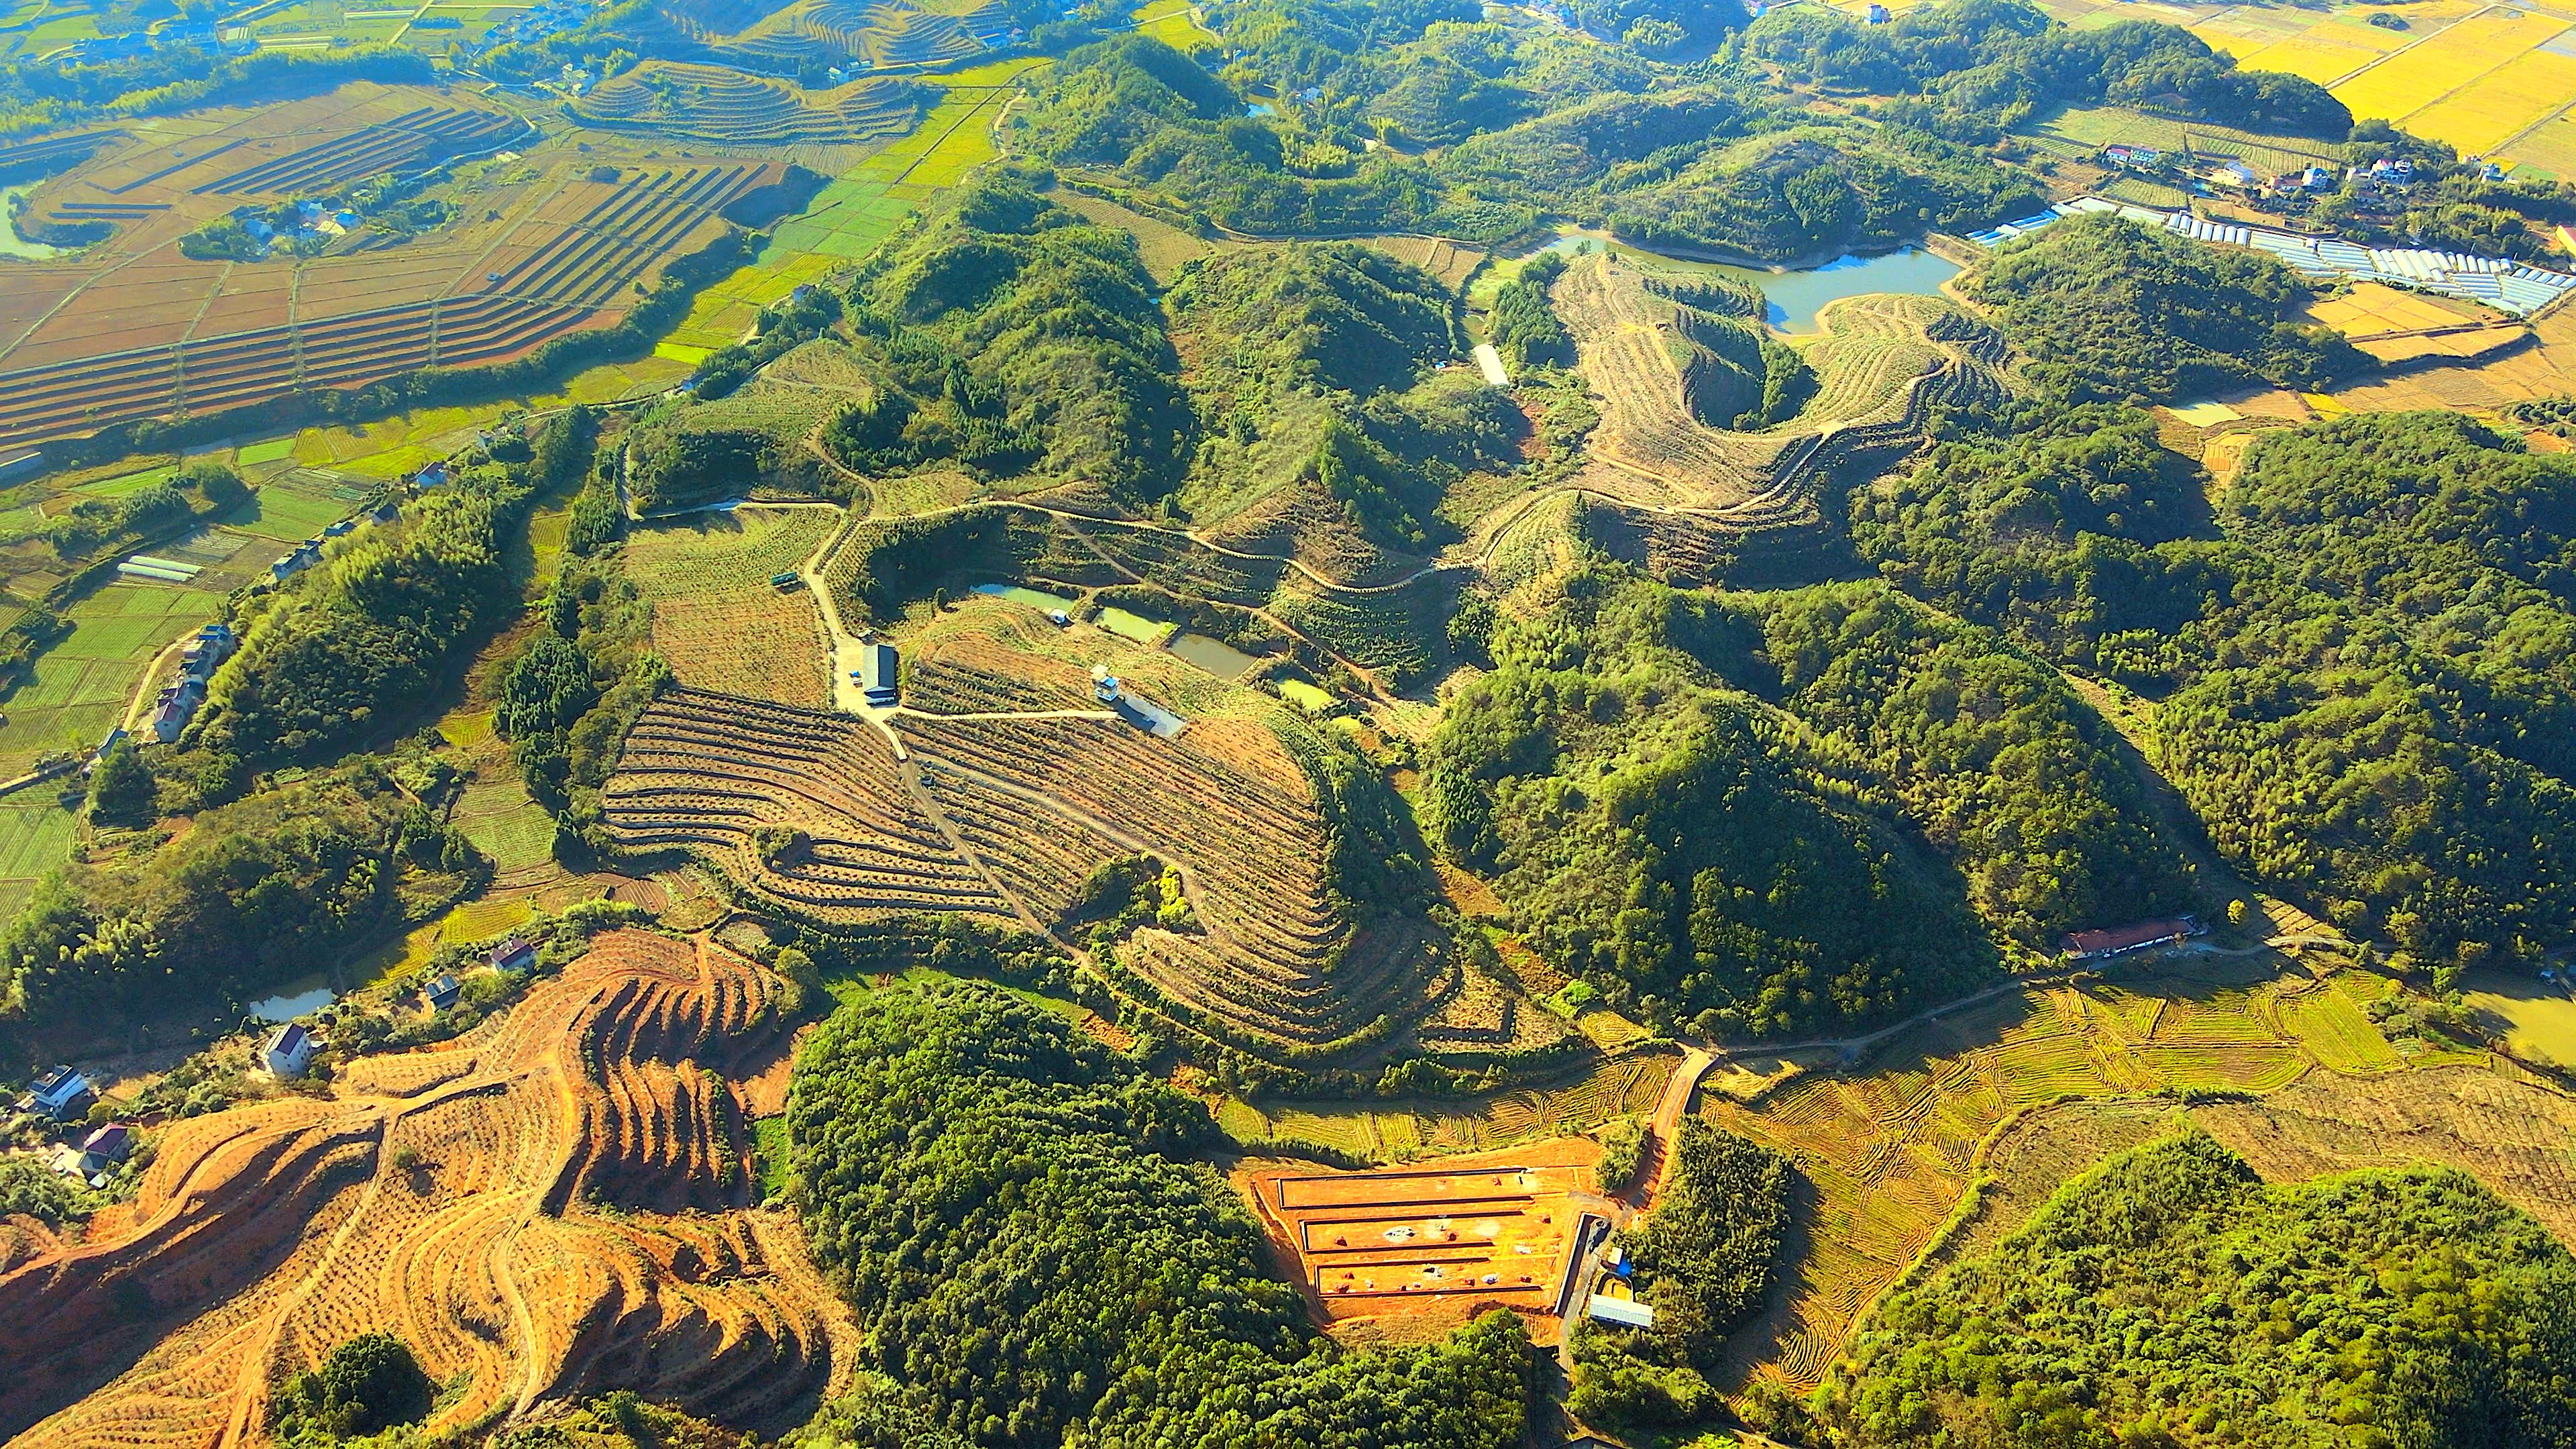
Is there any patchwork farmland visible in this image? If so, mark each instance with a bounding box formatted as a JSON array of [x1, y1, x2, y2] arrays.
[[0, 82, 807, 451], [0, 930, 854, 1447]]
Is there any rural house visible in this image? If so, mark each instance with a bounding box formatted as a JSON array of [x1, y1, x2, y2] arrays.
[[52, 1122, 131, 1185], [426, 972, 462, 1010], [490, 938, 539, 974], [27, 1065, 93, 1119], [263, 1022, 316, 1079]]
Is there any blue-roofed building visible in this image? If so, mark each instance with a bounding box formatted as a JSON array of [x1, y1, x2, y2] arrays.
[[29, 1065, 93, 1119], [857, 643, 899, 707]]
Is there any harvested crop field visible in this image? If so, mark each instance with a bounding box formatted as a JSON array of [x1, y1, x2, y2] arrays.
[[1235, 1136, 1603, 1339], [2192, 1065, 2576, 1247], [627, 507, 841, 706], [1697, 958, 2516, 1397], [0, 930, 856, 1447], [0, 82, 807, 450], [1219, 1049, 1676, 1159]]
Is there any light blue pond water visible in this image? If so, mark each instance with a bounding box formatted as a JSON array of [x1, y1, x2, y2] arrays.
[[1540, 236, 1962, 333]]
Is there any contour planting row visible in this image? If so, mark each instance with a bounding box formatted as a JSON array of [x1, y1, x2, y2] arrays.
[[0, 932, 842, 1445], [530, 1210, 855, 1432], [1120, 916, 1444, 1049], [904, 645, 1097, 714], [912, 758, 1128, 923], [602, 690, 1012, 920], [576, 66, 918, 146], [901, 713, 1346, 973], [0, 287, 594, 449], [197, 106, 522, 195], [794, 0, 992, 65], [494, 167, 761, 308]]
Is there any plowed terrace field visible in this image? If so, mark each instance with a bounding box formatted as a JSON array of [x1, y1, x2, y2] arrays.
[[1549, 250, 2010, 576], [600, 686, 1448, 1057], [0, 930, 855, 1448]]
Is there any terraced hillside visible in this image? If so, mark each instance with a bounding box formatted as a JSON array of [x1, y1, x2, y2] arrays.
[[574, 62, 925, 146], [1550, 251, 2011, 581], [600, 686, 1448, 1056], [0, 931, 853, 1447], [602, 688, 1015, 923], [770, 0, 1007, 68]]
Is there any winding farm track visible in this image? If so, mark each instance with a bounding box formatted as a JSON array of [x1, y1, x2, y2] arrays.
[[0, 930, 854, 1448]]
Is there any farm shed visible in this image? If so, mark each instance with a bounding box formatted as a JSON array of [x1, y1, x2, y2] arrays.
[[1587, 1293, 1655, 1329], [858, 643, 899, 707], [2061, 916, 2202, 961]]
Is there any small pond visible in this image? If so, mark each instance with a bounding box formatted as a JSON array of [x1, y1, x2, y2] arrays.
[[1095, 606, 1173, 645], [1167, 631, 1263, 680], [248, 975, 335, 1022], [0, 186, 66, 260], [971, 582, 1079, 614], [1541, 235, 1961, 334]]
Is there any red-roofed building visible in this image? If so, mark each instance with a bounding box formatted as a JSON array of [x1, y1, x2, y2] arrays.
[[2061, 917, 2202, 961]]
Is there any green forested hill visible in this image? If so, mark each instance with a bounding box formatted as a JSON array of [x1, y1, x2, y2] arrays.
[[1858, 409, 2576, 979], [1009, 0, 2342, 259], [1426, 557, 2000, 1038], [1169, 241, 1517, 557], [1755, 583, 2197, 946], [1962, 214, 2361, 401], [786, 981, 1534, 1448], [1811, 1133, 2576, 1447], [1745, 0, 2351, 138], [819, 174, 1193, 506]]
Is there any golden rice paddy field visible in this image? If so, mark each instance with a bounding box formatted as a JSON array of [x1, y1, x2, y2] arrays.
[[1698, 955, 2532, 1396], [2171, 0, 2576, 174]]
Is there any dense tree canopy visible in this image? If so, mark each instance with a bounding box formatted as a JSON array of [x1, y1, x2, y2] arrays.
[[1425, 557, 1998, 1037], [1813, 1133, 2576, 1447], [0, 767, 478, 1027], [1858, 408, 2576, 978], [1746, 0, 2350, 138], [1962, 214, 2360, 402], [1756, 583, 2197, 945], [787, 981, 1534, 1448], [1572, 1120, 1795, 1430], [820, 174, 1191, 506], [1168, 241, 1515, 552], [197, 409, 592, 769]]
